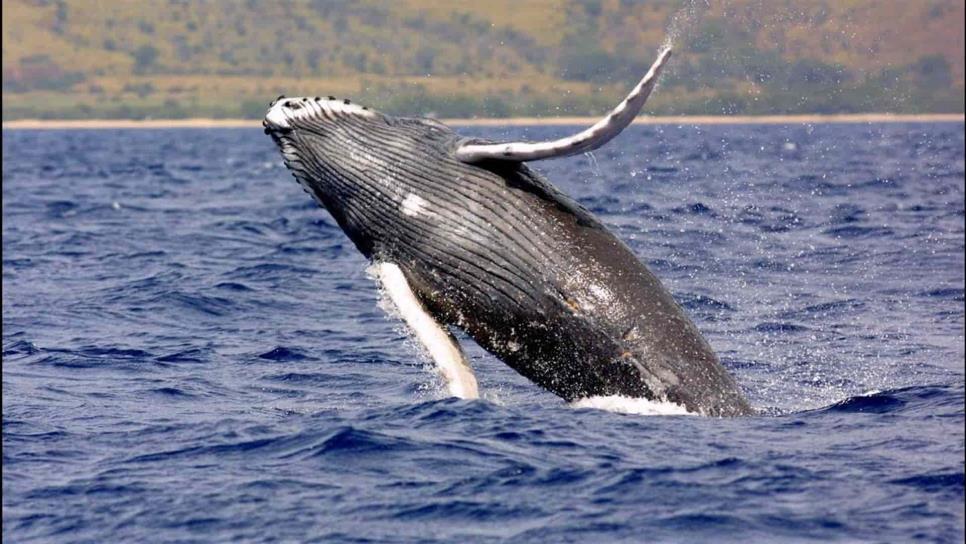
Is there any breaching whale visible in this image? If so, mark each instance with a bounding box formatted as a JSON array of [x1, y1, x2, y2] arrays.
[[263, 47, 753, 416]]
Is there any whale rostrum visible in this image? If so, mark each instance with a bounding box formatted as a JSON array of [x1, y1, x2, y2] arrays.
[[263, 46, 754, 416]]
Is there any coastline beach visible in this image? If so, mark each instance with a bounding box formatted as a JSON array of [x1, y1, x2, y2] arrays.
[[2, 113, 963, 130]]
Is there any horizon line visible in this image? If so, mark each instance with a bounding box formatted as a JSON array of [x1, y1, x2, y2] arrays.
[[3, 113, 964, 130]]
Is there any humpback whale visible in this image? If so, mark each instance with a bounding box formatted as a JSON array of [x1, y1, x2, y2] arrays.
[[263, 47, 753, 416]]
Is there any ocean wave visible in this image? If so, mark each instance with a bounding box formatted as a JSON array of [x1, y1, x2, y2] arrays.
[[3, 123, 963, 543]]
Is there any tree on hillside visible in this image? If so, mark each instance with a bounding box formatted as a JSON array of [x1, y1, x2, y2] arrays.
[[132, 45, 160, 74]]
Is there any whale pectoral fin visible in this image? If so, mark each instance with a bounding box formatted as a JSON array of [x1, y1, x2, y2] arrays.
[[375, 262, 479, 400], [454, 47, 671, 163]]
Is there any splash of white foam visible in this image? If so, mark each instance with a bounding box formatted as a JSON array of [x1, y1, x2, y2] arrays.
[[662, 0, 709, 53], [572, 395, 696, 416]]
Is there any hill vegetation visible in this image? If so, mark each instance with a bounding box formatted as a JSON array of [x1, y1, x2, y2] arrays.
[[2, 0, 963, 119]]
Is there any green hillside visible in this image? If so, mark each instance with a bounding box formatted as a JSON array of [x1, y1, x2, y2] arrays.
[[2, 0, 964, 120]]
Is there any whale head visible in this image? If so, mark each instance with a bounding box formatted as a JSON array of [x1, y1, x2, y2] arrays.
[[263, 95, 460, 192], [263, 95, 470, 256]]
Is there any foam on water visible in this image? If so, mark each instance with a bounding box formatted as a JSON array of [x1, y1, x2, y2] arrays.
[[572, 395, 696, 416]]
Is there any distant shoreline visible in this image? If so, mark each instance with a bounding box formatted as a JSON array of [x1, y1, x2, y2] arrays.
[[2, 113, 963, 129]]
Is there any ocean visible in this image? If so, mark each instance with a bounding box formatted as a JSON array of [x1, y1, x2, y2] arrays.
[[3, 122, 964, 542]]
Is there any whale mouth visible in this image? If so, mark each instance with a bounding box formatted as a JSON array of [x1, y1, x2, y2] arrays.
[[263, 95, 377, 132]]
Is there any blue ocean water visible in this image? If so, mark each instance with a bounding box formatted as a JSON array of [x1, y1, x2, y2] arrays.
[[2, 122, 964, 543]]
